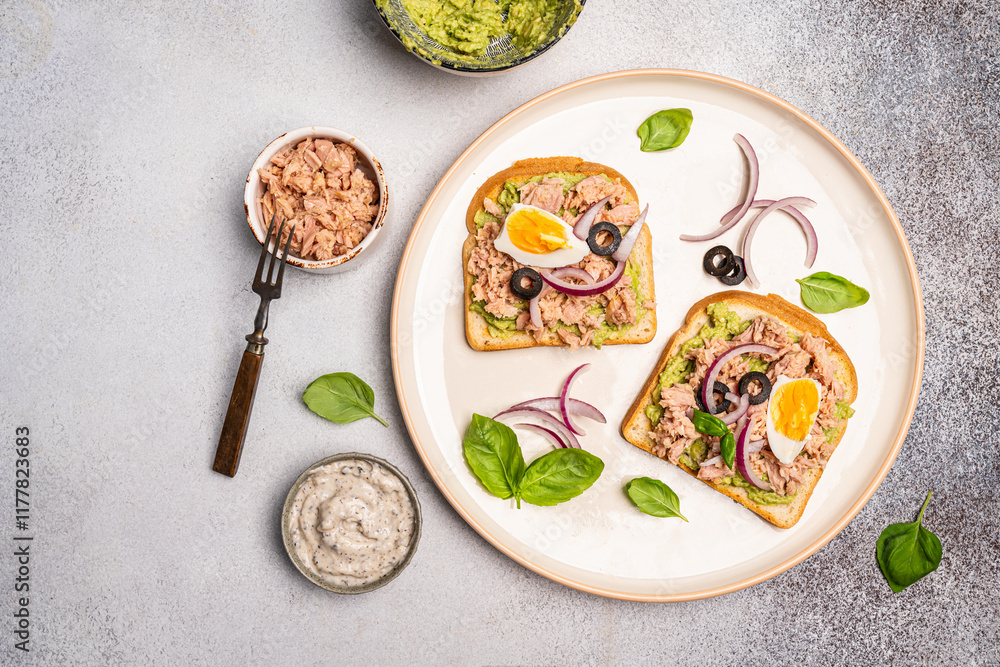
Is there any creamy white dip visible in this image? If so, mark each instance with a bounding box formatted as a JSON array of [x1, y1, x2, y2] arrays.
[[287, 459, 415, 588]]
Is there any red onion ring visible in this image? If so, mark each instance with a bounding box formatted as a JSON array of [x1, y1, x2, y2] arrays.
[[528, 266, 594, 328], [550, 266, 595, 284], [679, 134, 759, 242], [736, 416, 770, 490], [493, 407, 581, 449], [701, 344, 778, 414], [727, 200, 818, 269], [514, 423, 568, 449], [560, 364, 590, 435], [528, 290, 544, 328], [721, 393, 750, 425], [540, 260, 625, 297], [572, 195, 612, 240], [741, 196, 817, 287], [611, 204, 648, 263], [509, 397, 606, 424], [701, 455, 723, 468]]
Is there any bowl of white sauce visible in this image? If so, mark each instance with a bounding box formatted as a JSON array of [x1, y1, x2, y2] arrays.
[[281, 452, 421, 594]]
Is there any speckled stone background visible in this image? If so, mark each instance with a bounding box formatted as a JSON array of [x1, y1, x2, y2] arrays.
[[1, 0, 998, 664]]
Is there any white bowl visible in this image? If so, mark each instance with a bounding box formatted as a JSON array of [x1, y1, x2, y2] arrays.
[[244, 126, 388, 274]]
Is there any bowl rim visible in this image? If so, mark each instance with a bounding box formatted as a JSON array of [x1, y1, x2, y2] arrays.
[[370, 0, 585, 74], [244, 126, 388, 271], [281, 452, 422, 595]]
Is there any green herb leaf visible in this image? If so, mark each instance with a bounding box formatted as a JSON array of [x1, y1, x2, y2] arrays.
[[462, 414, 527, 505], [636, 108, 693, 152], [625, 477, 688, 520], [518, 448, 604, 507], [721, 432, 736, 470], [876, 490, 943, 593], [796, 271, 870, 313], [303, 372, 388, 427], [691, 409, 730, 438]]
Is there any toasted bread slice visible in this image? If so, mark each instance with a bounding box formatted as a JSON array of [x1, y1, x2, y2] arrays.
[[463, 157, 656, 351], [621, 291, 858, 529]]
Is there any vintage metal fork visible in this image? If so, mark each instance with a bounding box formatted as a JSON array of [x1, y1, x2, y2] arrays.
[[213, 216, 296, 477]]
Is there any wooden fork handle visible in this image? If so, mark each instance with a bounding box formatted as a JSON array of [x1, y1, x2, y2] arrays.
[[213, 349, 264, 477]]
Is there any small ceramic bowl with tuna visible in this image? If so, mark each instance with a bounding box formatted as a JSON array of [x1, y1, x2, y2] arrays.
[[244, 126, 388, 274]]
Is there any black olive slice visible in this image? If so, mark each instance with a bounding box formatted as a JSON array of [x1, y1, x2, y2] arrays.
[[719, 255, 747, 286], [703, 245, 735, 277], [695, 380, 733, 415], [738, 371, 772, 405], [587, 222, 622, 256], [510, 267, 543, 300]]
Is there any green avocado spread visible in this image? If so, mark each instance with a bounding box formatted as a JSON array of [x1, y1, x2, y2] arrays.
[[389, 0, 578, 57], [646, 304, 750, 420], [469, 171, 643, 346], [717, 474, 797, 505]]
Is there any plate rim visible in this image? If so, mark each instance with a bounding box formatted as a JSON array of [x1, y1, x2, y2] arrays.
[[390, 68, 925, 602]]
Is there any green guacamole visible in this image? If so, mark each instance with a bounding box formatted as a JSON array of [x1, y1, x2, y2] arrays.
[[717, 474, 797, 506], [655, 303, 751, 394], [645, 304, 750, 425], [390, 0, 577, 56]]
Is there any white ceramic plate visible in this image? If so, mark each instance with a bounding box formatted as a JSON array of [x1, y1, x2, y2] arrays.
[[391, 70, 923, 601]]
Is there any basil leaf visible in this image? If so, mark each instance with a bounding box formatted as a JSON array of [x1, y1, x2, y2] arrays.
[[636, 108, 693, 152], [796, 271, 870, 314], [518, 448, 604, 507], [876, 490, 943, 593], [462, 414, 527, 504], [303, 372, 388, 426], [625, 477, 688, 521], [720, 432, 736, 470], [691, 409, 730, 438]]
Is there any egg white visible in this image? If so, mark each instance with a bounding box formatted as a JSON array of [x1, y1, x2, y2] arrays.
[[765, 375, 823, 465], [493, 203, 591, 269]]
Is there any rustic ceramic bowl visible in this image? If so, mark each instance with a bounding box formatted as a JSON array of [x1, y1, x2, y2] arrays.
[[281, 452, 421, 594], [372, 0, 585, 76], [244, 126, 388, 274]]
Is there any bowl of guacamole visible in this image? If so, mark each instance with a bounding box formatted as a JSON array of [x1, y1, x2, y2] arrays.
[[372, 0, 584, 75]]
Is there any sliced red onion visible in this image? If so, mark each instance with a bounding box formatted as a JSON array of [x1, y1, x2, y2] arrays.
[[720, 198, 776, 226], [721, 201, 818, 268], [702, 344, 779, 414], [721, 393, 750, 425], [748, 437, 767, 454], [508, 397, 607, 424], [514, 423, 568, 449], [540, 260, 625, 297], [572, 195, 612, 240], [741, 196, 817, 288], [528, 284, 553, 328], [679, 134, 759, 242], [528, 293, 543, 328], [560, 364, 590, 436], [550, 266, 595, 284], [493, 407, 581, 449], [611, 204, 648, 262], [701, 455, 723, 467], [736, 416, 770, 490]]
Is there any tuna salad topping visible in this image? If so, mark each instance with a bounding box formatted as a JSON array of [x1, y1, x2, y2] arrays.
[[258, 138, 379, 261], [648, 308, 853, 500], [467, 173, 649, 349]]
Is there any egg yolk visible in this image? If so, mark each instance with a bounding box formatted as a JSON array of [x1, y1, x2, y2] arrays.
[[505, 208, 570, 254], [770, 379, 820, 441]]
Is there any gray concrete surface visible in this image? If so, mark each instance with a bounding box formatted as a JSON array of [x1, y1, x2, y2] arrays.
[[1, 0, 998, 664]]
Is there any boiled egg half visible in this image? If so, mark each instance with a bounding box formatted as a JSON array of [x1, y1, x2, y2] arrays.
[[766, 375, 823, 464], [493, 203, 590, 268]]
